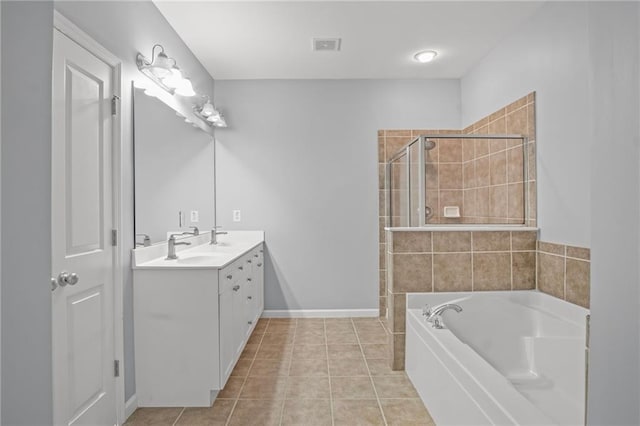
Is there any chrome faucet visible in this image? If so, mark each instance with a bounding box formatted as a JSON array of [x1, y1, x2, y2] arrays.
[[135, 233, 151, 247], [183, 226, 199, 236], [166, 234, 191, 260], [422, 303, 462, 329], [210, 226, 228, 245]]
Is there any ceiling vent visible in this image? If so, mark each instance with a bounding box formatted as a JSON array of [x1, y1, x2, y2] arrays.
[[313, 38, 341, 52]]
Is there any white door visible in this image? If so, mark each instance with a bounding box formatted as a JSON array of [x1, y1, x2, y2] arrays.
[[51, 29, 117, 426]]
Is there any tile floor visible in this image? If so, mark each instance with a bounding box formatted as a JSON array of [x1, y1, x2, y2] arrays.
[[125, 317, 435, 425]]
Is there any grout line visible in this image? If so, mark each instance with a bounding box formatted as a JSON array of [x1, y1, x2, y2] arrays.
[[470, 232, 475, 292], [510, 232, 514, 291], [225, 318, 269, 426], [324, 319, 335, 426], [352, 318, 388, 426], [171, 407, 186, 426]]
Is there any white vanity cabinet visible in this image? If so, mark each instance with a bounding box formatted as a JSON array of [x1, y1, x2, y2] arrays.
[[133, 237, 264, 407]]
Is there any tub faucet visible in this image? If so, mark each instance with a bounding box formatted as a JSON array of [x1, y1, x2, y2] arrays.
[[423, 303, 462, 329], [210, 227, 228, 245], [166, 234, 191, 260]]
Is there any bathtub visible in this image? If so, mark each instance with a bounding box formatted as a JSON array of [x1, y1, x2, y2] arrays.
[[405, 291, 588, 426]]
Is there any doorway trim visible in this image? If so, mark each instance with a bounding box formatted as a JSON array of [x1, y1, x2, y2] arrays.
[[53, 11, 125, 425]]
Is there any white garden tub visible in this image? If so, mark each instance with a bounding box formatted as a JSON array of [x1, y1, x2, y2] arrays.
[[406, 291, 588, 426]]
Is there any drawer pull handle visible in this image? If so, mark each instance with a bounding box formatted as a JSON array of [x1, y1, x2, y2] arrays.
[[238, 266, 244, 270], [247, 296, 253, 300], [233, 285, 240, 292], [247, 278, 252, 282], [259, 250, 264, 253], [248, 320, 253, 325], [257, 263, 263, 267], [247, 259, 252, 263], [226, 274, 233, 280], [254, 254, 259, 258]]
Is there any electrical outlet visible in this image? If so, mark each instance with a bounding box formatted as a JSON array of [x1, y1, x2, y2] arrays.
[[233, 210, 241, 222], [190, 210, 199, 223]]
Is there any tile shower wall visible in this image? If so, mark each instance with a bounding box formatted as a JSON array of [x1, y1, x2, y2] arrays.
[[385, 230, 537, 369], [537, 241, 590, 308], [462, 93, 537, 226], [378, 93, 537, 317]]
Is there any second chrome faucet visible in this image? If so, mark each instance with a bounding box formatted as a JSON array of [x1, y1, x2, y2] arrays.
[[166, 234, 191, 260]]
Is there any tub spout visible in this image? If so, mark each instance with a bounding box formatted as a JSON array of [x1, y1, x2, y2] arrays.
[[424, 303, 462, 329]]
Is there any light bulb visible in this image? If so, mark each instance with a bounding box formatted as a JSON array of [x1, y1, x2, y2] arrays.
[[162, 68, 183, 89], [200, 101, 215, 117], [413, 50, 438, 63], [175, 78, 196, 97]]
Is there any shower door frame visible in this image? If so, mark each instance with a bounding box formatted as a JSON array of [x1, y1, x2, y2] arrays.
[[387, 134, 529, 227]]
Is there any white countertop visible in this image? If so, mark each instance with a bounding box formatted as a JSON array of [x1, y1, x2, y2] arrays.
[[132, 230, 264, 270]]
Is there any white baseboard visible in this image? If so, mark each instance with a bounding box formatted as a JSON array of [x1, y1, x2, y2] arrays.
[[262, 309, 379, 318], [125, 394, 138, 421]]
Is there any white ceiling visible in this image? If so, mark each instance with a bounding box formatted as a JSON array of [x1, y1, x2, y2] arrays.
[[154, 1, 544, 80]]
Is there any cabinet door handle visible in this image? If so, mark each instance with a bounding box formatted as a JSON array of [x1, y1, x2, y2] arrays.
[[226, 274, 233, 280], [257, 263, 263, 267], [248, 320, 253, 325], [247, 278, 252, 282], [247, 259, 252, 263], [259, 250, 263, 253], [233, 285, 240, 292], [247, 296, 253, 300], [238, 266, 244, 270], [254, 254, 259, 258]]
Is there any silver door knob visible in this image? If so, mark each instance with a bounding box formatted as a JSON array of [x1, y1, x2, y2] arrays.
[[58, 271, 79, 287]]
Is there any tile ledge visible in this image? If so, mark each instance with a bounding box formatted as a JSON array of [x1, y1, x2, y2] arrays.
[[385, 226, 539, 232]]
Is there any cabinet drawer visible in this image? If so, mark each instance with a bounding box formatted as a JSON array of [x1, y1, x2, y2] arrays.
[[219, 263, 239, 294]]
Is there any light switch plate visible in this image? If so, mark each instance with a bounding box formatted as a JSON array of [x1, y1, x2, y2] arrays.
[[233, 210, 241, 222], [190, 210, 199, 223]]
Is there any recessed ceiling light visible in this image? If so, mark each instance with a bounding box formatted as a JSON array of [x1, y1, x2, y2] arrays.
[[414, 50, 438, 63]]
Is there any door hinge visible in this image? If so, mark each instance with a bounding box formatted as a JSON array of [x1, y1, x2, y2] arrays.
[[114, 360, 120, 377], [111, 95, 120, 116], [111, 229, 117, 246]]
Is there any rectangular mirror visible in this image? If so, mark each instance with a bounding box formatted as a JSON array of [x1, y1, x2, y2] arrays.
[[133, 86, 215, 246]]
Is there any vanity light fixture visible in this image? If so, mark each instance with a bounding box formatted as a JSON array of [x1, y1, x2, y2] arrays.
[[413, 50, 438, 63], [137, 44, 195, 97], [194, 98, 228, 128]]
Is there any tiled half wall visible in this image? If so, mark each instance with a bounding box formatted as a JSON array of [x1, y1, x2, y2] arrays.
[[378, 93, 537, 317], [384, 230, 591, 370], [385, 230, 537, 369]]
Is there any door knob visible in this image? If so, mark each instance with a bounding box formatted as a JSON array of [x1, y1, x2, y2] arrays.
[[57, 271, 79, 287]]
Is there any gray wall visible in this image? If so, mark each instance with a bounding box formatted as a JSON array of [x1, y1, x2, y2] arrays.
[[215, 79, 460, 312], [461, 1, 590, 248], [134, 89, 215, 244], [461, 2, 640, 423], [586, 3, 640, 424], [1, 2, 54, 424]]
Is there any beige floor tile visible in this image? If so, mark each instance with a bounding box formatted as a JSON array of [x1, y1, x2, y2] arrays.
[[262, 332, 295, 345], [240, 343, 260, 359], [361, 344, 389, 360], [325, 324, 355, 334], [249, 358, 291, 376], [285, 376, 331, 399], [231, 358, 253, 377], [326, 331, 358, 344], [366, 359, 405, 377], [175, 399, 235, 425], [292, 344, 328, 359], [332, 399, 385, 426], [228, 399, 284, 426], [331, 377, 376, 399], [324, 318, 352, 325], [281, 399, 332, 425], [267, 323, 297, 334], [247, 332, 265, 345], [372, 376, 419, 398], [240, 376, 288, 399], [380, 398, 435, 426], [357, 330, 388, 344], [294, 329, 326, 344], [125, 407, 183, 425], [289, 357, 329, 376], [327, 344, 364, 360], [256, 344, 293, 359], [269, 318, 298, 325], [253, 321, 268, 333], [218, 376, 245, 399], [329, 357, 369, 376]]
